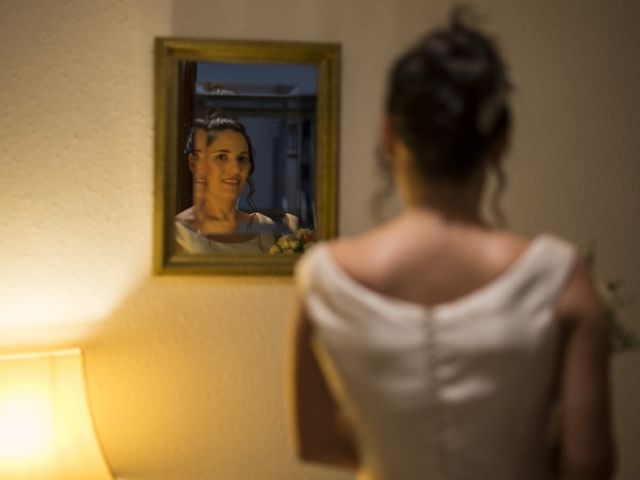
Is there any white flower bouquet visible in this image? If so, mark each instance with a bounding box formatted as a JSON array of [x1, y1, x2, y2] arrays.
[[585, 248, 638, 353], [269, 228, 317, 254]]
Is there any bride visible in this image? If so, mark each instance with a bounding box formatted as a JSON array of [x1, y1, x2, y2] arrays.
[[290, 7, 615, 480], [175, 111, 277, 254]]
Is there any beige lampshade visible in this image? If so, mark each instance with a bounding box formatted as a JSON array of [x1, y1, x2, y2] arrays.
[[0, 348, 113, 479]]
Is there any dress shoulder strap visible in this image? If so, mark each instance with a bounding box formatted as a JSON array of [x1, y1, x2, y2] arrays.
[[523, 235, 578, 308]]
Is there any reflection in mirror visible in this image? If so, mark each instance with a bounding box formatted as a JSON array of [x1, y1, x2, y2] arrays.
[[175, 62, 318, 255], [154, 39, 339, 275]]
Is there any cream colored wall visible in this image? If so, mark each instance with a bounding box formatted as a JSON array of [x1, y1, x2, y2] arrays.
[[0, 0, 638, 479]]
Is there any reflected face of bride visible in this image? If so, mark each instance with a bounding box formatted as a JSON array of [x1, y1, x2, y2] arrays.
[[189, 128, 251, 204]]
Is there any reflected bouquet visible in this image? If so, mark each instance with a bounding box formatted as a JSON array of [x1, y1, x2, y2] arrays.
[[269, 228, 317, 254]]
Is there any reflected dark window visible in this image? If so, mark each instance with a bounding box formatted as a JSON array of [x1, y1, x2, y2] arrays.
[[177, 62, 318, 231]]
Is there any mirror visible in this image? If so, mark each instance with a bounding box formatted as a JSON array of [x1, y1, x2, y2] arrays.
[[154, 38, 340, 274]]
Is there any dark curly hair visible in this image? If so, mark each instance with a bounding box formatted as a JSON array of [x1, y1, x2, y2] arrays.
[[386, 7, 511, 182], [184, 109, 258, 212]]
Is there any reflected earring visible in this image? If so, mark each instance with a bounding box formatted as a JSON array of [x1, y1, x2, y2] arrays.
[[489, 162, 507, 228]]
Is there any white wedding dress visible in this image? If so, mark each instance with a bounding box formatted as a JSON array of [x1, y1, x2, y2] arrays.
[[174, 208, 276, 254], [295, 235, 576, 480]]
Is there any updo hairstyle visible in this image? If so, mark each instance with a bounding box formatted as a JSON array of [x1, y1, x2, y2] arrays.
[[185, 109, 258, 211], [386, 8, 511, 182]]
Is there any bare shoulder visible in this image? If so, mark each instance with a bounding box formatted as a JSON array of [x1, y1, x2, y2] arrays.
[[328, 225, 399, 283], [328, 232, 380, 273], [483, 230, 532, 264], [328, 223, 537, 306]]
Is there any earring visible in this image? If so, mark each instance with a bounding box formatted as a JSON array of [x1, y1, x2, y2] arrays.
[[489, 162, 507, 227], [370, 145, 396, 224]]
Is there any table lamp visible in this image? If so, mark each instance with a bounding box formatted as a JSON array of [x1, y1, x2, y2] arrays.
[[0, 348, 113, 479]]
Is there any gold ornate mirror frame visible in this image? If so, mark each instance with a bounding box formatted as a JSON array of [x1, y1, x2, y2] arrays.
[[154, 38, 340, 275]]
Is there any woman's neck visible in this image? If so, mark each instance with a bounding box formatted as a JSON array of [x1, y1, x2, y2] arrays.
[[390, 138, 489, 226], [195, 196, 241, 235], [402, 171, 488, 227], [204, 196, 238, 222]]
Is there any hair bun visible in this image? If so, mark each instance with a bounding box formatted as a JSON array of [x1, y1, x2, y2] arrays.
[[206, 107, 229, 122], [386, 6, 511, 180]]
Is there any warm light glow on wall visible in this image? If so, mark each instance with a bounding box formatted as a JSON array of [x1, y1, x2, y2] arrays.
[[1, 287, 119, 329], [0, 282, 130, 346], [0, 349, 113, 479], [0, 244, 143, 344]]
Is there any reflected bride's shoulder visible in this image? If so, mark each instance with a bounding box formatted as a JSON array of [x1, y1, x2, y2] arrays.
[[249, 211, 276, 225], [175, 206, 196, 230]]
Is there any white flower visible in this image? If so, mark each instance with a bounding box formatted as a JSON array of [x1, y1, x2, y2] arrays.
[[270, 229, 317, 254], [269, 244, 282, 255], [586, 247, 637, 353]]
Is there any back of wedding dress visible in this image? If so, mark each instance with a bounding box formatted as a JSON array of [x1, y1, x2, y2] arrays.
[[296, 235, 576, 480]]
